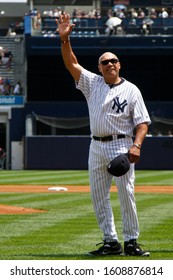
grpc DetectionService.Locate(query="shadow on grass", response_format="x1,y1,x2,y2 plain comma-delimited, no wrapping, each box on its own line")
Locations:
8,253,160,260
11,253,102,260
5,250,173,260
150,249,173,253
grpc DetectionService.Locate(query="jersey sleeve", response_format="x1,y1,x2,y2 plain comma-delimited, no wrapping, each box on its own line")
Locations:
132,88,151,127
76,68,98,99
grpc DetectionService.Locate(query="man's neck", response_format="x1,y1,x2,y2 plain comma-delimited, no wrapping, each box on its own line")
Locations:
107,77,122,86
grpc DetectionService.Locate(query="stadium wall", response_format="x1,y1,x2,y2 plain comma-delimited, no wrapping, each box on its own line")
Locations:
24,135,173,170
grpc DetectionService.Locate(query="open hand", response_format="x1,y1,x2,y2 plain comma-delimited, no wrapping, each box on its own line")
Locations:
55,12,75,40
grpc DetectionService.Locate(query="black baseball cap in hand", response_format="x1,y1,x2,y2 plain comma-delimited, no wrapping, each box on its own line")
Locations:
107,153,130,177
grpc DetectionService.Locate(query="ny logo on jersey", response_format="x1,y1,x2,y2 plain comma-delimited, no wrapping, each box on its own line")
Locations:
112,97,128,113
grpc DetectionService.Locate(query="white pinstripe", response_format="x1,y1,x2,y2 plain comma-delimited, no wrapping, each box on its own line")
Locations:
76,68,151,242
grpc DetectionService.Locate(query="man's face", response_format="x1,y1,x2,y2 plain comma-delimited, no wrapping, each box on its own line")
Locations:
98,53,121,79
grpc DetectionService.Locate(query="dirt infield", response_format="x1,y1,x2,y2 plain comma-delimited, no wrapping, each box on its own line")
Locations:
0,204,47,214
0,185,172,215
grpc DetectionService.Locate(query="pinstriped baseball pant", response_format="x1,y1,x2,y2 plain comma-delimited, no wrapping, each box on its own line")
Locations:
88,137,140,242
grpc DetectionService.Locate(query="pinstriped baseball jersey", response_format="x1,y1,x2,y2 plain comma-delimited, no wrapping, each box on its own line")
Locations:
76,68,151,137
75,67,151,243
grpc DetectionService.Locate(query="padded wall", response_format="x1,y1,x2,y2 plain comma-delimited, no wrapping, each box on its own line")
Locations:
24,136,173,170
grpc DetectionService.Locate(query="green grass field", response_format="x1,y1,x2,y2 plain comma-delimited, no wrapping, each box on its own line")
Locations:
0,170,172,260
0,170,173,185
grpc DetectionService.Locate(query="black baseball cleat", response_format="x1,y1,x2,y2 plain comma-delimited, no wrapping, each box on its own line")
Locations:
87,241,123,256
124,239,150,256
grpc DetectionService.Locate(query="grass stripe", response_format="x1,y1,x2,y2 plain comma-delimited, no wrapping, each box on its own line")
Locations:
0,170,173,185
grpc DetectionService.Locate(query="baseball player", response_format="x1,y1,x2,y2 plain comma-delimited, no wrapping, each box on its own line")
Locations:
56,12,151,256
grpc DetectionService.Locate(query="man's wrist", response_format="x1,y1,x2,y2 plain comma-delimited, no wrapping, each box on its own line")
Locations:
61,38,70,44
133,143,141,149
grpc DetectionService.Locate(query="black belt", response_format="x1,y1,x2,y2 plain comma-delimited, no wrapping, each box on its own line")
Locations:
93,134,125,142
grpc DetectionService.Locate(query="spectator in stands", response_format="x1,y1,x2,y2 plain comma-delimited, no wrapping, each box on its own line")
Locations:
105,13,122,35
32,9,42,31
3,76,11,95
129,18,137,27
3,47,13,70
6,27,16,37
130,8,138,18
159,8,169,18
72,8,81,19
53,8,62,17
47,8,54,17
106,8,113,18
88,9,101,19
141,18,154,35
138,8,145,18
80,11,88,18
95,9,102,19
115,8,126,19
0,77,4,94
0,46,3,64
13,81,22,95
149,8,157,19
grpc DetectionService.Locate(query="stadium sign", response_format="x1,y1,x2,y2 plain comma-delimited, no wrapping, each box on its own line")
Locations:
0,96,24,106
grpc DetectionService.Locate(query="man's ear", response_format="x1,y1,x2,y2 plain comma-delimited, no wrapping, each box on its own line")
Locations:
98,64,102,73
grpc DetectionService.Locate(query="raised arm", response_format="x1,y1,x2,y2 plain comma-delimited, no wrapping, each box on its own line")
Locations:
55,12,83,82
